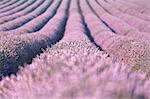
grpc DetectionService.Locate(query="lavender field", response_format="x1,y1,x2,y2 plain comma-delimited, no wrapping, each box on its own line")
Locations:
0,0,149,99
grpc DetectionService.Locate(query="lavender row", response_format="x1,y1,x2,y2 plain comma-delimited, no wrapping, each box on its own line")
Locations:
0,41,149,99
122,0,150,14
0,0,17,8
0,0,18,10
0,0,52,31
108,0,150,14
106,0,150,22
61,0,89,42
0,0,61,37
94,31,150,75
0,0,69,77
88,0,137,35
88,0,150,41
0,0,28,14
80,0,111,37
96,0,150,33
80,0,150,75
0,0,44,24
0,0,36,18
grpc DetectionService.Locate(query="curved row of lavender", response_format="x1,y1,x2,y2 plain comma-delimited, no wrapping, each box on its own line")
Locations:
0,0,70,76
0,0,53,31
96,0,150,33
0,0,36,17
88,0,150,40
0,0,18,9
0,1,148,76
0,0,62,37
116,0,150,14
79,0,150,76
61,0,89,42
105,0,150,21
0,0,149,98
0,0,45,24
0,41,149,99
0,0,28,14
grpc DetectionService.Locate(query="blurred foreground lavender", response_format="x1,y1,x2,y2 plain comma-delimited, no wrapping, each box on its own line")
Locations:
0,41,149,99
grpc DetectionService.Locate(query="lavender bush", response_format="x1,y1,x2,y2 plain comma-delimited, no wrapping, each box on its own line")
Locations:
95,31,150,76
0,0,149,98
0,40,149,99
